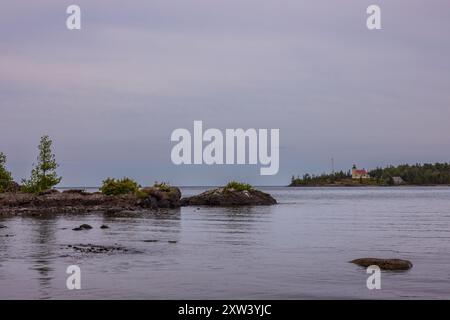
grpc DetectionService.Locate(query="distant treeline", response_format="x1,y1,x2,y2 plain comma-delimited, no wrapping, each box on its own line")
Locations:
290,163,450,186
370,163,450,185
290,170,353,186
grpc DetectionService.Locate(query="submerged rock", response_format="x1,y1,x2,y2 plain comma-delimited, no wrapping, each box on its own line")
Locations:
100,225,109,229
181,187,277,206
350,258,413,270
73,224,93,231
67,244,132,254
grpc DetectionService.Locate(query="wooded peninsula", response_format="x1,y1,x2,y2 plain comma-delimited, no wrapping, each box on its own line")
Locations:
290,163,450,187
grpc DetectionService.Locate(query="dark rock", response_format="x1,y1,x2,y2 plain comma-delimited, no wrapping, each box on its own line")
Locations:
139,186,181,208
181,187,277,206
104,208,122,214
68,244,130,254
350,258,413,270
100,225,109,229
141,187,165,200
0,224,7,229
157,198,171,208
38,189,60,196
138,195,158,209
168,240,177,244
73,224,92,231
62,189,87,195
142,239,159,243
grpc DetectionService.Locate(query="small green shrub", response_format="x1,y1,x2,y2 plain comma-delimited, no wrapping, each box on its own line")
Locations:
153,182,171,192
100,177,140,195
225,181,253,191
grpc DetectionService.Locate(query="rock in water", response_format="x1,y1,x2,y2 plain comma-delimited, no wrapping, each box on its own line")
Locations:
67,244,130,254
350,258,413,270
73,224,93,231
139,186,181,208
181,187,277,206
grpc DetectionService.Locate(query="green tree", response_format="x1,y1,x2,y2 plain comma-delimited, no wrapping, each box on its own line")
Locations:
0,152,14,192
22,135,62,193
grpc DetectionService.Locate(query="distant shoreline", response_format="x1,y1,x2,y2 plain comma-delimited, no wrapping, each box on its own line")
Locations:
287,184,450,188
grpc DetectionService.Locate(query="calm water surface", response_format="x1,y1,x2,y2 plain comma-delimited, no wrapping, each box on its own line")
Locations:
1,187,450,299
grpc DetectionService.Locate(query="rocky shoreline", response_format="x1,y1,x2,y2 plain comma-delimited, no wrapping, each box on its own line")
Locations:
0,186,182,215
181,187,277,206
0,186,277,215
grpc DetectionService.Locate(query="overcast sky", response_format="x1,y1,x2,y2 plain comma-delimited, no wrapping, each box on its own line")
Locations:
1,0,449,186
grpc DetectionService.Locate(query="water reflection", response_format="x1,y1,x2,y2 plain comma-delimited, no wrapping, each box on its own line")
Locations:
189,206,274,247
28,216,58,299
0,218,12,275
101,208,182,244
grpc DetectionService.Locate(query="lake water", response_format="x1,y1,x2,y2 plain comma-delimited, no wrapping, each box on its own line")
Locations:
1,187,450,299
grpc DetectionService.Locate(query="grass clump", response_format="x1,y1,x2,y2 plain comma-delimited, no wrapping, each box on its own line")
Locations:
225,181,253,192
100,177,140,195
153,182,172,192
